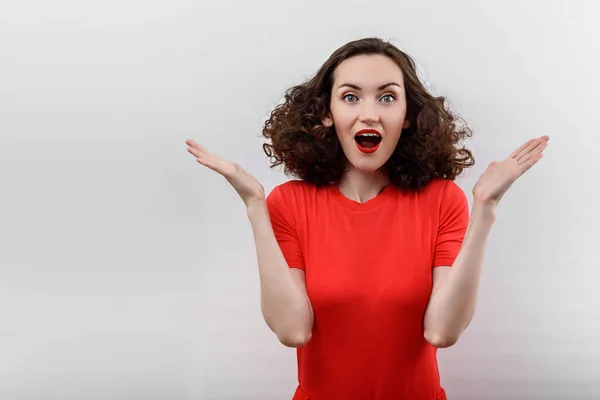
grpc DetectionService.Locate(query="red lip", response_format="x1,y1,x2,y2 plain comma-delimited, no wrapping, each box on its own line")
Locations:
354,129,382,154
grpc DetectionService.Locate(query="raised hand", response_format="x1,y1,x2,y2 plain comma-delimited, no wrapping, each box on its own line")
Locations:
472,135,549,207
185,139,265,207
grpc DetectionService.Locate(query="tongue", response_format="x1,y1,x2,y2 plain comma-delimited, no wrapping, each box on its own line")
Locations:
356,136,380,148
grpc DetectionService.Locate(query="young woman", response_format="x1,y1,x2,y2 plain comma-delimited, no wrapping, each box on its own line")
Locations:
186,37,549,400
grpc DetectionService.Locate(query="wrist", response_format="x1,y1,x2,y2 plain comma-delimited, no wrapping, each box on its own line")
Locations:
471,200,497,222
246,199,268,218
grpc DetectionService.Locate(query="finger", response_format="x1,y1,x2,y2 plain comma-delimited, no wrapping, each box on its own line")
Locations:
187,147,214,166
518,140,548,163
187,146,206,159
186,142,218,164
185,139,199,152
186,140,230,166
512,139,540,160
185,139,210,156
188,148,238,178
510,136,549,160
185,139,241,177
510,139,532,158
185,138,202,149
513,137,546,161
185,144,218,169
518,151,543,171
196,156,220,172
185,140,219,161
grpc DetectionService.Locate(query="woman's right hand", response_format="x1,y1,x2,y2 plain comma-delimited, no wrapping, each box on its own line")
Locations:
185,139,265,207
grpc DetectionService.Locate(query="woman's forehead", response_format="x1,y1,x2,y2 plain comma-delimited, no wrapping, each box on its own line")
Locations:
333,55,404,88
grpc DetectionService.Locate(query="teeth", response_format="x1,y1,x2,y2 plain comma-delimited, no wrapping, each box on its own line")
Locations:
356,133,380,137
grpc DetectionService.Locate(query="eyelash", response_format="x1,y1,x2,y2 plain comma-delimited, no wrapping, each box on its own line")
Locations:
343,94,396,103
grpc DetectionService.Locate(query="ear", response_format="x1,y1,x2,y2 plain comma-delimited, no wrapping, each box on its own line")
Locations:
403,119,411,129
322,114,334,128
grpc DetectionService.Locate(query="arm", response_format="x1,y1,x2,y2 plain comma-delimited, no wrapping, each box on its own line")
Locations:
247,201,314,348
423,201,496,348
184,140,314,348
423,135,548,348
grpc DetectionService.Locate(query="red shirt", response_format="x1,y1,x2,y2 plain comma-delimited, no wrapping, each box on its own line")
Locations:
266,178,469,400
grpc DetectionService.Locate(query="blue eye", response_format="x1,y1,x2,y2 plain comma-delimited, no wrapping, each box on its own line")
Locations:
343,94,358,102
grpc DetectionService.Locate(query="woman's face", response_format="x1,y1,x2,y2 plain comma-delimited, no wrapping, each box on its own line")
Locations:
323,54,410,173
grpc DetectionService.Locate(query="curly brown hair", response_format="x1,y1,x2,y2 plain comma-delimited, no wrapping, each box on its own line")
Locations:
261,37,475,193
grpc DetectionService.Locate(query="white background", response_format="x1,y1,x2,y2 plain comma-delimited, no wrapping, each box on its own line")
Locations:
1,0,598,399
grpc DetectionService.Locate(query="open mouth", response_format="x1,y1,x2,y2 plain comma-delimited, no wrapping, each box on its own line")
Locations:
354,133,382,148
354,130,382,153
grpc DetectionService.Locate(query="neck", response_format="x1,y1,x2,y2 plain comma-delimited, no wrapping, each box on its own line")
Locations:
336,165,389,204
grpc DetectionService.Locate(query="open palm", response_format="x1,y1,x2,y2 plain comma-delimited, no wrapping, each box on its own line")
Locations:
186,139,265,207
472,135,549,206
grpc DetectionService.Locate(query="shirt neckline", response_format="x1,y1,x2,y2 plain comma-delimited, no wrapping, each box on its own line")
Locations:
327,183,396,211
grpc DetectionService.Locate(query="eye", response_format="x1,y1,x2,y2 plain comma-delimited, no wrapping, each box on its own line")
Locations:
380,94,395,103
343,94,358,103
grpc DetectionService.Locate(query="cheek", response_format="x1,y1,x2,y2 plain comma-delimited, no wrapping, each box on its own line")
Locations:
331,107,353,125
384,111,408,129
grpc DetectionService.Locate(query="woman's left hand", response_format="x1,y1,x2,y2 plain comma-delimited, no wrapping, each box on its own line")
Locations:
472,135,550,207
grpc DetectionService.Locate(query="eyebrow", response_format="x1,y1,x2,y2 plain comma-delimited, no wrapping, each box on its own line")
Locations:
337,82,403,91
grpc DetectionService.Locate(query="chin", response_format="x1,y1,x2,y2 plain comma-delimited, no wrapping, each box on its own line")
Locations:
343,143,390,172
348,160,384,173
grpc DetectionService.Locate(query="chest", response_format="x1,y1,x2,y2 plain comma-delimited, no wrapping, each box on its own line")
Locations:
299,205,437,312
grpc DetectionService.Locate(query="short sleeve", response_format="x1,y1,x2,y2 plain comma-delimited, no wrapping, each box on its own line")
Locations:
432,180,470,268
265,184,305,270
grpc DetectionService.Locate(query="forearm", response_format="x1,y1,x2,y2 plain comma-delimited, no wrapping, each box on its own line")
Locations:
424,201,496,347
246,201,313,346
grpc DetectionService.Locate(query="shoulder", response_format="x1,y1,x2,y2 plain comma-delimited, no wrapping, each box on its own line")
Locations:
268,179,327,199
410,178,468,219
424,179,470,227
270,179,311,193
266,179,322,213
422,178,467,201
266,180,324,230
267,179,315,201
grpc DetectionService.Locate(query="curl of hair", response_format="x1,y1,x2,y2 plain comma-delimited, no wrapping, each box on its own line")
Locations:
262,37,475,193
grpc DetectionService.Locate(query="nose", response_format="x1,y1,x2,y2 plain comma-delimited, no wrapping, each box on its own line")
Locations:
358,101,380,125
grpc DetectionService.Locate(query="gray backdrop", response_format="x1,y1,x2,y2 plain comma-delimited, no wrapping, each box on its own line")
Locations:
1,0,598,399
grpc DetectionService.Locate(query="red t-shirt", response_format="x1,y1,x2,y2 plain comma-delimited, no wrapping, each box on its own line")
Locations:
266,178,469,400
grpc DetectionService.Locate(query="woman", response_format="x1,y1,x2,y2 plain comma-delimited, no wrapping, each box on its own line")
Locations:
186,37,548,400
